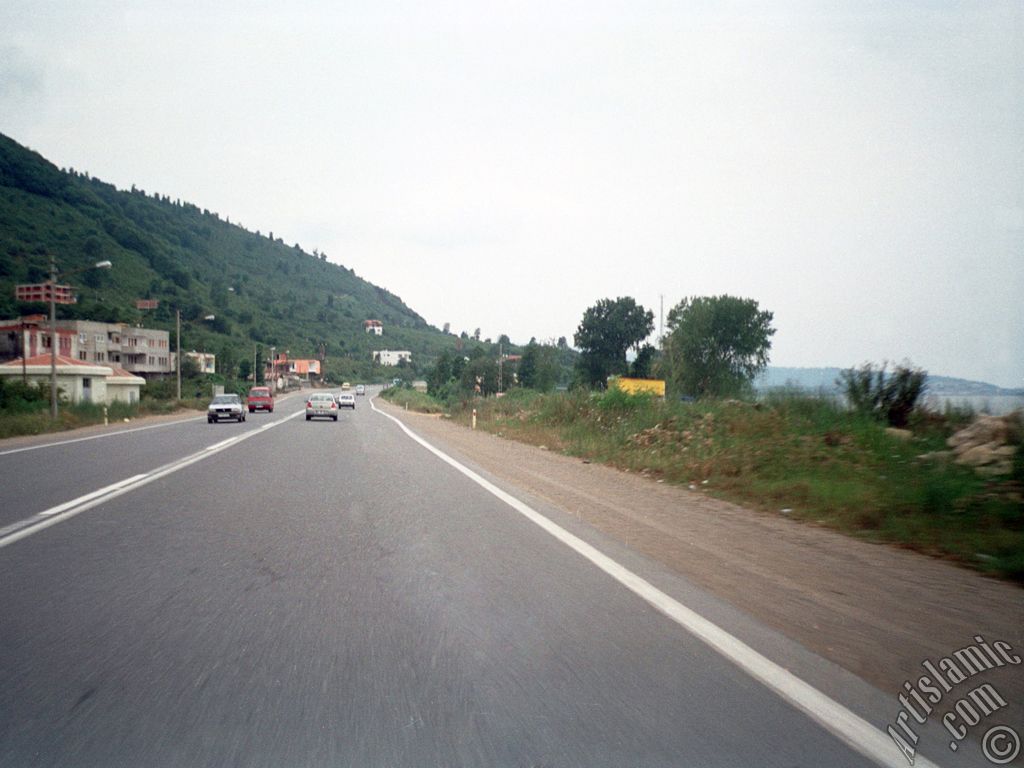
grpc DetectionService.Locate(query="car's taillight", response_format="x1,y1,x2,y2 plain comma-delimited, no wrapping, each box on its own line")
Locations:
331,402,337,409
306,401,312,408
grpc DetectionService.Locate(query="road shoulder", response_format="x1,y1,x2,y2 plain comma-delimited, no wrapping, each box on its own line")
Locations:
376,400,1024,709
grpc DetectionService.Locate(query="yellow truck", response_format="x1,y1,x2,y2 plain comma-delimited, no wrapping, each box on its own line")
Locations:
610,377,666,397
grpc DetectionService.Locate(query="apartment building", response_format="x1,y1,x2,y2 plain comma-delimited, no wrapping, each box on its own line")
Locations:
0,316,172,376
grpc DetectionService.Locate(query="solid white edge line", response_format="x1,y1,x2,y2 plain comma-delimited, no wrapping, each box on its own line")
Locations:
0,409,304,549
369,397,943,768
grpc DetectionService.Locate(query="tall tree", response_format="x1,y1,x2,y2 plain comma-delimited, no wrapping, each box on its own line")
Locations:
573,297,654,387
663,295,775,397
518,340,559,392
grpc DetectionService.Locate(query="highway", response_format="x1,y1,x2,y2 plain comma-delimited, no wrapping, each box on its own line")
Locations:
0,390,959,767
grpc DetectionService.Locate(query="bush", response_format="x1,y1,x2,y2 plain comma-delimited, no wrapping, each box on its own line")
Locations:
838,362,926,428
0,378,50,414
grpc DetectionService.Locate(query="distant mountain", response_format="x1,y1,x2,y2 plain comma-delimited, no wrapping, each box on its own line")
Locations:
0,133,455,380
756,367,1024,397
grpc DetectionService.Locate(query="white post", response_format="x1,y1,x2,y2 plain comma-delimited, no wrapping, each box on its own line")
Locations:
472,408,477,430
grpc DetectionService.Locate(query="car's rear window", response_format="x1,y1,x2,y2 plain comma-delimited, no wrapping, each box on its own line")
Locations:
249,389,270,397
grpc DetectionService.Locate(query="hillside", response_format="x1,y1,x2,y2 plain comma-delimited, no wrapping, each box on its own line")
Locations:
0,133,454,381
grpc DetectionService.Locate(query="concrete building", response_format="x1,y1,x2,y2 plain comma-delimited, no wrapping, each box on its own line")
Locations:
174,350,216,375
364,319,383,336
0,354,146,405
0,316,171,376
266,353,320,383
372,349,412,366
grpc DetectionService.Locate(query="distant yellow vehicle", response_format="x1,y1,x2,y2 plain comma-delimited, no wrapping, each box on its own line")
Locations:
610,377,666,397
341,382,351,391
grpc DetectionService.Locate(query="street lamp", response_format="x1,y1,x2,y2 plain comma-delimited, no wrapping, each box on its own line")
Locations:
49,256,112,418
175,311,215,400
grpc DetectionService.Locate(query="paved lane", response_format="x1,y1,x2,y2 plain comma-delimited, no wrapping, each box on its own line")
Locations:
0,395,306,528
0,394,911,766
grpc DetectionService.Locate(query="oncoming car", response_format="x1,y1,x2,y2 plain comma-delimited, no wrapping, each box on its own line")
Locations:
337,393,356,409
306,392,339,421
208,393,246,423
355,384,366,396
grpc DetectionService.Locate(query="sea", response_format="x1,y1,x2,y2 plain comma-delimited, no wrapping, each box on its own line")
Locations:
922,395,1024,417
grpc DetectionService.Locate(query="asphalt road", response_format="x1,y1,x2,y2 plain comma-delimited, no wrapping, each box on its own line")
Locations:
0,390,959,767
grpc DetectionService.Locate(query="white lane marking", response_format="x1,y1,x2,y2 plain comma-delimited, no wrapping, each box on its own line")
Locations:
0,409,304,549
37,474,147,517
0,415,206,456
370,398,942,768
205,437,239,452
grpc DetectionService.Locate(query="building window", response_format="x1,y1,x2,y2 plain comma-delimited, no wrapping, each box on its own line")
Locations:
79,332,87,344
79,351,87,360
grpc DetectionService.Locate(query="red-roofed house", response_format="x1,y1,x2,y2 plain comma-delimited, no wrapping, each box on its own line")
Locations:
0,354,146,405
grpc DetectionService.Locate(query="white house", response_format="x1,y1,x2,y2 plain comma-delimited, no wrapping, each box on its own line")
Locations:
0,354,146,405
372,349,412,366
172,350,216,374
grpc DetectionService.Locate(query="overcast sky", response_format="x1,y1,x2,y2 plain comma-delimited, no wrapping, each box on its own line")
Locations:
2,1,1021,386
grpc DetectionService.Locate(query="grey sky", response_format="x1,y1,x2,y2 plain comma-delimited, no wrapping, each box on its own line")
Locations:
2,1,1021,386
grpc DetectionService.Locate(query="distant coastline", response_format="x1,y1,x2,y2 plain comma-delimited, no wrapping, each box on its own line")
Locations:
756,367,1024,415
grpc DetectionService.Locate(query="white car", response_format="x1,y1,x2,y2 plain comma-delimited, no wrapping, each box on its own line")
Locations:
306,392,339,421
355,384,366,396
337,393,356,409
208,393,246,423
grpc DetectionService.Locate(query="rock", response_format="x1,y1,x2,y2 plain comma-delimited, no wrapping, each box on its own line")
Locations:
916,451,952,463
885,427,913,440
956,442,1006,467
945,412,1022,476
976,461,1013,478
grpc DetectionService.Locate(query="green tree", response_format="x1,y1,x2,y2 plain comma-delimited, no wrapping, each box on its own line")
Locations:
518,340,559,392
630,343,657,378
460,355,499,395
663,295,775,398
427,349,454,394
573,297,654,387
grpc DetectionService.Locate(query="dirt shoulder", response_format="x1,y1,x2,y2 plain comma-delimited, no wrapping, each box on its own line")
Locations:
380,400,1024,704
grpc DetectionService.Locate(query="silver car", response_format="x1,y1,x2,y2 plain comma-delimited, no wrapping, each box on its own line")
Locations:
208,393,246,423
306,392,339,421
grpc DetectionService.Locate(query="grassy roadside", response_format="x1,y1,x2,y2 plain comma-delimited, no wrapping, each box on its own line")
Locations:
382,386,1024,581
0,398,207,439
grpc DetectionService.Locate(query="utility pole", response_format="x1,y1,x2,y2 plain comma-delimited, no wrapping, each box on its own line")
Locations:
46,256,112,418
49,255,57,419
176,308,181,400
498,342,503,395
659,294,664,347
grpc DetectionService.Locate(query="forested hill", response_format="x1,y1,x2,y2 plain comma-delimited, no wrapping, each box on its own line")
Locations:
0,132,452,380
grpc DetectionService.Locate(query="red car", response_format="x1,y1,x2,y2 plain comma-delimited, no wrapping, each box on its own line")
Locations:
247,386,274,412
